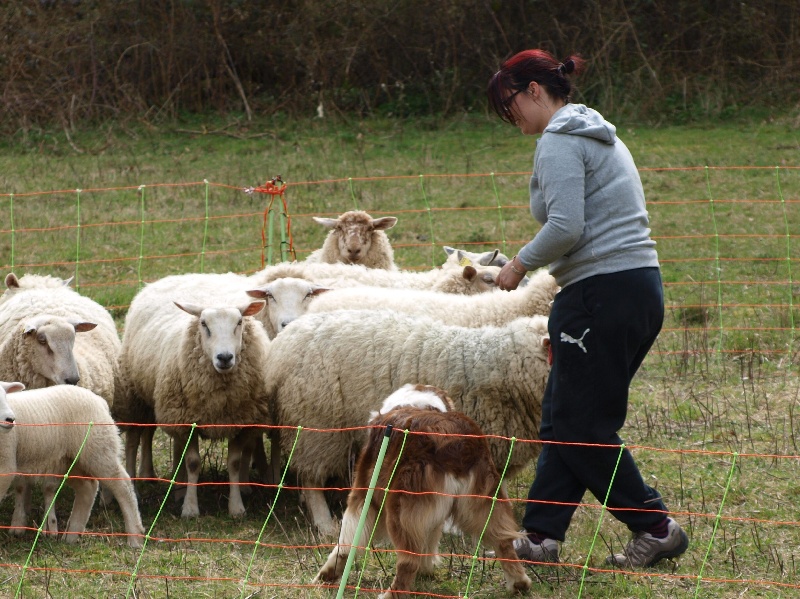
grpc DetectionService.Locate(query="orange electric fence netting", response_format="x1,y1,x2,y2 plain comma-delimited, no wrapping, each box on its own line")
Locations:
0,166,798,597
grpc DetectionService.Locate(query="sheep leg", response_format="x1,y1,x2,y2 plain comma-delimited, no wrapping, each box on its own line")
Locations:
171,434,188,502
226,430,252,518
10,477,35,536
62,477,99,544
139,426,157,479
302,486,338,537
40,478,61,536
124,428,141,480
100,465,145,548
179,432,201,518
267,430,282,486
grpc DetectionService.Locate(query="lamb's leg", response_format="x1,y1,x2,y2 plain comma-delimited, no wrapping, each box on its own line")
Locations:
139,426,157,479
40,478,60,536
62,477,99,544
267,430,282,486
10,477,35,536
302,487,338,537
171,433,189,502
101,465,145,548
179,432,201,518
124,428,141,480
226,430,250,518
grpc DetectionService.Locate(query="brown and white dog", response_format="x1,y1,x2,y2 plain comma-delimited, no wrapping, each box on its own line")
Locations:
313,383,531,598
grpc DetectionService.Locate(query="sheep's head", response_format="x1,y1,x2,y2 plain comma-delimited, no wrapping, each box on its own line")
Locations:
442,247,511,268
313,210,397,264
20,315,95,386
246,277,330,338
0,381,22,431
175,301,265,373
432,265,500,295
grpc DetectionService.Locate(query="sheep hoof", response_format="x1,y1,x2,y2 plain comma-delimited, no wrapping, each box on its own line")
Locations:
180,505,200,519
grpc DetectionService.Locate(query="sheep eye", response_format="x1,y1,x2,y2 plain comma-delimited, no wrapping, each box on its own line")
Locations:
36,334,48,346
200,321,211,335
237,319,243,327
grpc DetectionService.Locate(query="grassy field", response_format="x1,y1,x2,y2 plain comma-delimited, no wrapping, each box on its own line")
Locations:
0,111,799,598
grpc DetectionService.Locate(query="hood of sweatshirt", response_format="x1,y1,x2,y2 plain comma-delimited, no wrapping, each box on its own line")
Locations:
543,103,617,144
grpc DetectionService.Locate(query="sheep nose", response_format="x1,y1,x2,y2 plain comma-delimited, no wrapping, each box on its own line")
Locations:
5,417,14,425
216,352,234,368
65,377,80,386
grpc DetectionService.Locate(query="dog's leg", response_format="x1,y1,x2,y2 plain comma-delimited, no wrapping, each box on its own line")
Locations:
314,489,375,583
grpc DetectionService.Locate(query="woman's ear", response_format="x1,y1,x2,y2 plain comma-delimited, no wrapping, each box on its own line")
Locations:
527,81,538,98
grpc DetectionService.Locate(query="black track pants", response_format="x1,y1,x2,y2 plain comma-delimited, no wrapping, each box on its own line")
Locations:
521,267,667,541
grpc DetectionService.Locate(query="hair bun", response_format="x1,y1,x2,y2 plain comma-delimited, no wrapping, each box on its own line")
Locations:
562,59,575,75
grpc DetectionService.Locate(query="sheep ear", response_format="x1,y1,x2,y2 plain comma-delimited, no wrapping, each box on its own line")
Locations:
174,302,204,317
245,288,269,299
371,216,397,230
312,216,339,229
443,246,456,257
462,265,478,281
1,381,25,394
240,300,266,317
63,276,75,287
23,322,37,335
310,286,332,296
457,251,473,267
478,250,500,266
5,273,20,289
73,321,98,333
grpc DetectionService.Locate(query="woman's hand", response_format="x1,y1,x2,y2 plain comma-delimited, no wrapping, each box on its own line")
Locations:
496,255,528,291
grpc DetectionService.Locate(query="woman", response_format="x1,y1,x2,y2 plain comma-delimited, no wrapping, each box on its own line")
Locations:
488,49,688,568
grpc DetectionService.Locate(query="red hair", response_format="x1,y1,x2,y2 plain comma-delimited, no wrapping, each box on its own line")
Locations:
488,49,585,124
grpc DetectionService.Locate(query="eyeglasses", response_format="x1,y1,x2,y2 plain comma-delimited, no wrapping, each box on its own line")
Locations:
503,89,525,110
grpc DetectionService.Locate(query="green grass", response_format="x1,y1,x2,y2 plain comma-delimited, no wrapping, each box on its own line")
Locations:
0,112,799,598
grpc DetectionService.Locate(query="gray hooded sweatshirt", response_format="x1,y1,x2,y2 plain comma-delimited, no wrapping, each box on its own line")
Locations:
517,103,659,288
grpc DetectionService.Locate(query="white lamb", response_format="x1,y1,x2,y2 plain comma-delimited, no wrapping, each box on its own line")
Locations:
263,309,551,535
305,267,558,324
0,382,145,547
0,273,121,405
443,246,511,267
305,210,399,270
250,261,501,294
115,275,271,518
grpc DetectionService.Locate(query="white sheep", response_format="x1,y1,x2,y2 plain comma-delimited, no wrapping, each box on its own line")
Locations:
115,275,271,518
305,267,558,324
263,309,551,535
250,261,501,294
0,382,145,548
443,246,511,267
305,210,399,270
0,273,121,405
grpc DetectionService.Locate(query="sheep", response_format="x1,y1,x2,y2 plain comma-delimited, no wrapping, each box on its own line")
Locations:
115,275,271,518
443,246,511,267
0,382,145,548
249,261,501,294
263,309,551,535
314,384,531,597
0,273,121,405
305,267,558,324
305,210,399,270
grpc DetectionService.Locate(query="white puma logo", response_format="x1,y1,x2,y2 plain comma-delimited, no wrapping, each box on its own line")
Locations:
560,328,590,353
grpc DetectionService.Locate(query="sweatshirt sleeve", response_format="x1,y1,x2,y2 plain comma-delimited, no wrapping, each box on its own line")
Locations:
517,134,586,271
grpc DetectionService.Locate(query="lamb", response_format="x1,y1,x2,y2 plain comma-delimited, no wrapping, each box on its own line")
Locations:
443,246,511,267
264,309,551,535
0,382,145,548
314,384,531,598
114,275,271,518
249,260,501,294
305,267,558,324
0,273,122,405
305,210,399,270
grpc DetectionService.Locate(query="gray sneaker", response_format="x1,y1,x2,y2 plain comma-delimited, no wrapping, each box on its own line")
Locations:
513,533,559,563
606,517,689,567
